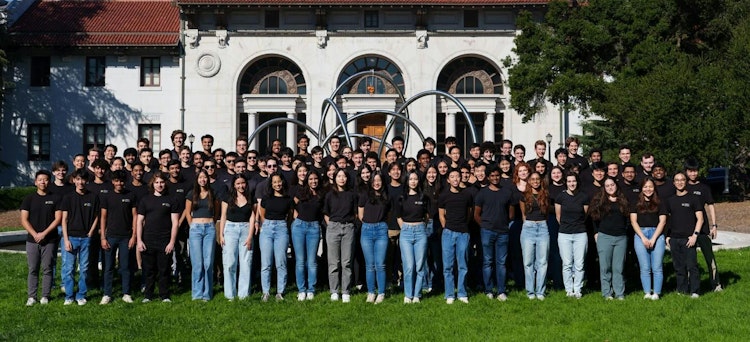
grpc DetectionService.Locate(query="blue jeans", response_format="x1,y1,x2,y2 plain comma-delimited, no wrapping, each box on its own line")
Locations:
189,222,216,300
520,220,550,296
442,228,469,299
103,236,133,296
291,219,320,294
222,221,253,299
480,228,509,295
63,236,90,300
633,227,665,295
558,232,587,294
400,222,428,299
260,219,288,295
422,219,442,290
360,222,389,295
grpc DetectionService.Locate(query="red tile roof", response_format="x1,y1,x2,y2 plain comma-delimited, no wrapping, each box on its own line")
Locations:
9,0,180,47
176,0,547,5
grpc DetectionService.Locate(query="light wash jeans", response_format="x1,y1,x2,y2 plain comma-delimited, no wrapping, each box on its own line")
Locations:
62,236,90,301
521,220,550,297
558,232,587,295
189,222,216,300
360,222,388,295
291,218,320,294
400,222,428,299
222,221,253,299
442,228,469,299
260,219,289,295
480,228,509,295
633,227,665,295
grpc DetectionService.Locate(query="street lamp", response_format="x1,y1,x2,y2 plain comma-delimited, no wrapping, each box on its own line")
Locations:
188,134,195,151
545,133,552,161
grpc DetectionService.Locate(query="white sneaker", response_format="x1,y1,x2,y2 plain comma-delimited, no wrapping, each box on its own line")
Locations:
651,293,660,301
412,297,420,303
77,298,87,306
528,294,536,300
605,296,614,301
446,298,455,304
122,295,133,303
40,297,49,305
342,294,351,303
64,299,74,306
574,292,582,299
306,292,314,301
261,293,270,302
691,293,700,299
162,298,172,303
458,297,469,304
25,298,36,306
497,293,508,302
297,293,306,302
714,284,723,292
100,296,111,305
375,294,385,304
141,298,151,303
275,293,284,301
366,293,376,303
404,297,412,304
330,293,339,301
566,292,575,298
644,293,653,300
486,293,494,299
537,295,545,301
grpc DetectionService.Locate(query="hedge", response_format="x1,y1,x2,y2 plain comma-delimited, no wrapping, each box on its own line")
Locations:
0,187,37,211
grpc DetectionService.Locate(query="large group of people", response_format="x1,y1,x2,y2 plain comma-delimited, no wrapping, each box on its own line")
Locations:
21,130,724,306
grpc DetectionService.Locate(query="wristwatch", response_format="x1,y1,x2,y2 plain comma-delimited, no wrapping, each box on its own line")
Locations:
693,231,700,236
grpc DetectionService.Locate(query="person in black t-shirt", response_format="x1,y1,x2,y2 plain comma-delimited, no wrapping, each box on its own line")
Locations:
358,173,390,304
438,170,473,304
397,171,429,304
519,172,551,300
323,168,358,302
291,170,324,301
588,178,629,300
50,160,73,289
20,170,61,306
685,161,722,292
629,178,667,300
99,170,137,304
219,174,254,300
137,172,180,302
61,169,100,305
258,173,294,302
554,172,589,298
665,172,703,297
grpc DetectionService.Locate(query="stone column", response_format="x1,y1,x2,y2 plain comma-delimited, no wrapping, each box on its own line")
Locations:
484,112,495,142
286,112,297,149
385,114,395,148
346,113,357,149
445,112,456,139
247,112,258,150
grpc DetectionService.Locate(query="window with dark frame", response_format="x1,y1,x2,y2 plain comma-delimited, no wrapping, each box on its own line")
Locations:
138,124,161,151
85,56,106,87
27,124,51,161
30,56,51,87
83,124,106,154
464,10,479,28
364,10,379,28
140,57,161,87
265,9,280,28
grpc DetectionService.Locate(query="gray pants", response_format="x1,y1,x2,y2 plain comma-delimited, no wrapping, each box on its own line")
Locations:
27,241,58,299
596,233,627,298
327,221,355,295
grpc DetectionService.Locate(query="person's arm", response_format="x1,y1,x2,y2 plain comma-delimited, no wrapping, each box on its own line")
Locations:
630,213,651,249
358,207,365,223
293,197,300,219
555,203,562,224
100,208,110,250
219,202,228,247
129,207,137,249
20,209,39,242
183,199,193,225
687,210,703,248
88,217,99,238
473,206,482,226
439,208,447,229
166,212,179,253
519,201,527,222
62,211,72,251
707,203,717,239
136,214,146,252
653,214,667,244
257,205,266,228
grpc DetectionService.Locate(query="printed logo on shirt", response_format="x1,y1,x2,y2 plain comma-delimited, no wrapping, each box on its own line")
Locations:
121,199,131,203
681,203,691,208
100,190,109,194
84,202,93,207
414,201,424,205
176,189,184,193
693,190,702,196
44,200,55,205
162,203,171,207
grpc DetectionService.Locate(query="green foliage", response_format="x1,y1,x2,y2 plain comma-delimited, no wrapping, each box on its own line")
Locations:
508,0,750,183
0,187,36,211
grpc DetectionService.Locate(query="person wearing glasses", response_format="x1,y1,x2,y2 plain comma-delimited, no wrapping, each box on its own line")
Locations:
665,173,703,298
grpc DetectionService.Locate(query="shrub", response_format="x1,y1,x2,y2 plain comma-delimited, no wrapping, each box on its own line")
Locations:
0,187,37,211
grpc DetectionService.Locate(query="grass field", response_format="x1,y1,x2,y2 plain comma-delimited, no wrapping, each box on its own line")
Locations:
1,249,748,341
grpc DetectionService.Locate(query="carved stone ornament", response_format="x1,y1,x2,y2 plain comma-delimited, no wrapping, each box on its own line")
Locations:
316,30,328,49
416,30,428,49
216,30,228,48
196,52,221,78
185,29,199,49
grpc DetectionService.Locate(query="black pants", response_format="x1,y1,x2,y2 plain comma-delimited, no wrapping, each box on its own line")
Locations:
697,234,720,288
142,242,172,300
671,237,699,294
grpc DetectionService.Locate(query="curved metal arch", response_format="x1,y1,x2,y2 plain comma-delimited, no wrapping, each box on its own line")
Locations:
395,90,478,144
246,118,319,146
319,111,426,155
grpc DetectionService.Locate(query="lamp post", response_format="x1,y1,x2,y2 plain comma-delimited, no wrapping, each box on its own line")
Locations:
188,134,195,151
545,133,552,161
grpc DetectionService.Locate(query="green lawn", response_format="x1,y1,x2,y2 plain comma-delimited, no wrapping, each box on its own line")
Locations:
0,226,22,233
1,249,748,341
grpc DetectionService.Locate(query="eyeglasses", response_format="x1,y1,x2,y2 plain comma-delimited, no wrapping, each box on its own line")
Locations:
267,164,278,168
247,156,257,160
225,160,236,164
204,165,216,169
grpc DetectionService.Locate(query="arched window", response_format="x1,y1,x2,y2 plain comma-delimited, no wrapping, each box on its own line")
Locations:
355,76,387,94
455,76,484,94
338,56,405,95
259,75,288,94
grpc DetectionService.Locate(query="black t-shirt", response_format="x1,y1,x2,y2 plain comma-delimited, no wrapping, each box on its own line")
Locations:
254,179,270,202
86,181,113,198
568,154,589,171
359,192,390,223
167,179,192,213
101,190,136,238
261,195,293,220
666,193,702,238
555,191,589,234
138,194,179,243
125,181,148,205
474,186,515,232
656,180,676,199
20,192,61,244
62,191,100,238
630,201,667,228
686,182,713,233
521,193,547,222
548,183,565,204
50,182,74,197
593,202,628,236
397,192,429,223
324,190,358,223
438,188,473,233
294,192,323,222
423,182,440,220
225,200,253,222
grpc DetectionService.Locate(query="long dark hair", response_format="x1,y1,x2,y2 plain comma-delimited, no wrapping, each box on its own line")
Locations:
589,178,629,221
357,164,373,193
191,169,215,213
401,170,425,204
227,173,248,208
636,178,660,213
523,172,549,215
367,173,389,204
331,168,350,196
292,163,309,186
297,170,321,202
265,172,289,197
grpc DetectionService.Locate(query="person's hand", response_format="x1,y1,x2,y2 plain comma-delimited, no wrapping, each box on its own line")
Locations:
687,234,698,248
665,237,670,248
138,241,147,252
640,236,651,249
710,227,718,239
101,239,110,250
165,242,174,254
594,233,598,243
128,237,136,249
